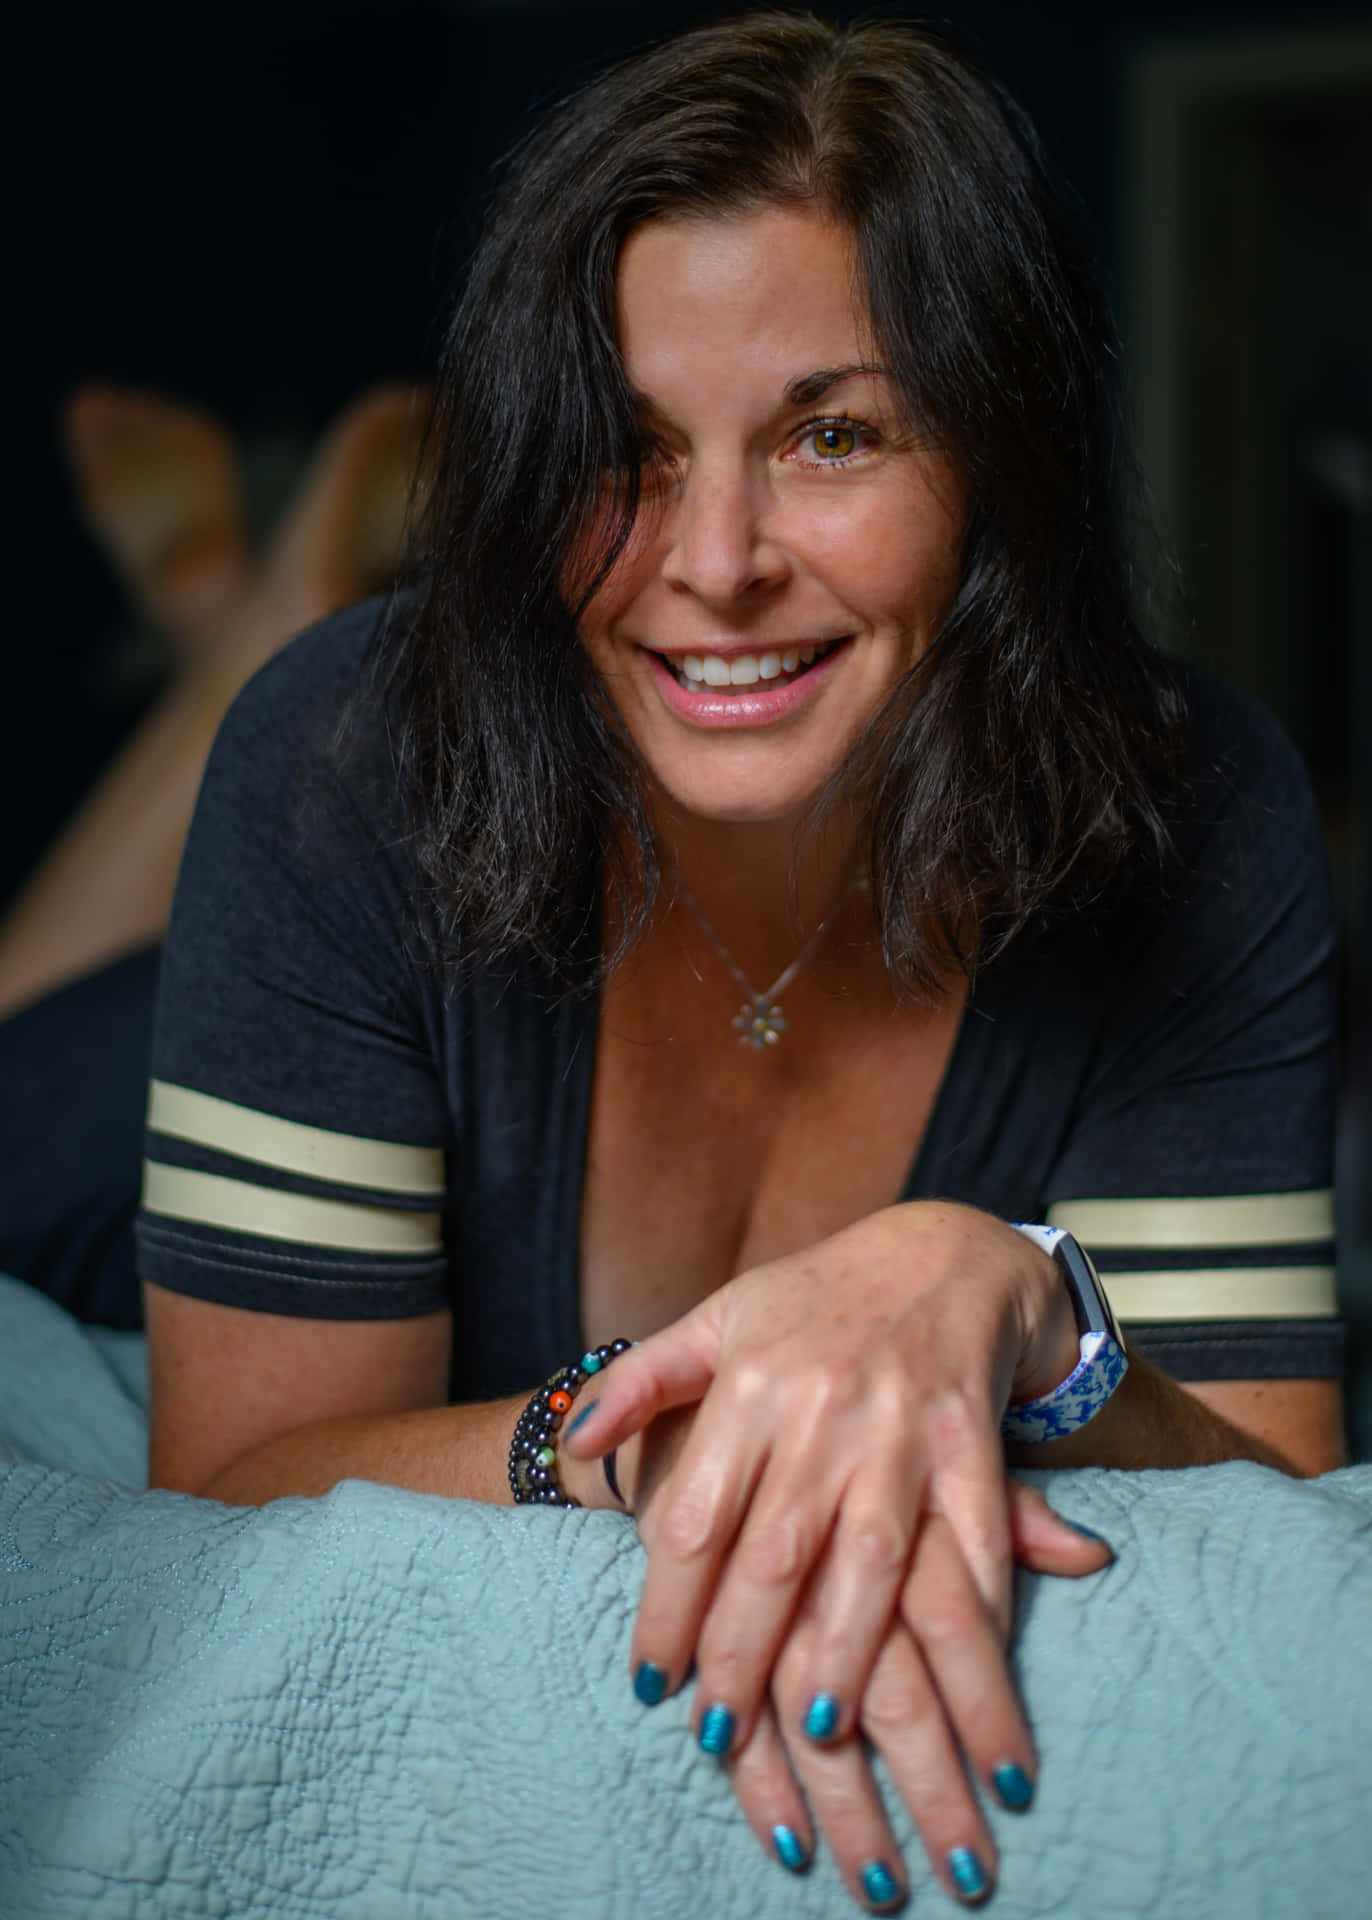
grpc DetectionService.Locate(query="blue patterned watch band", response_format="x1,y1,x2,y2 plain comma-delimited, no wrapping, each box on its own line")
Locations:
1000,1223,1129,1444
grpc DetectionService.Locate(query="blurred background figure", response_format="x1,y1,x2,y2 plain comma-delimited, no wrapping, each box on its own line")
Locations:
0,381,432,1019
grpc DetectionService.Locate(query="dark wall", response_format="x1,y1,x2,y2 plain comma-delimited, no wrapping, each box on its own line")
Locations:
12,0,1369,901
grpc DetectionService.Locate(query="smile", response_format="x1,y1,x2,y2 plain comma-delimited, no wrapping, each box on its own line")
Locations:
656,638,845,693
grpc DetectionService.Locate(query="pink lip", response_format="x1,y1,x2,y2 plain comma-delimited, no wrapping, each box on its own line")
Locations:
644,640,849,728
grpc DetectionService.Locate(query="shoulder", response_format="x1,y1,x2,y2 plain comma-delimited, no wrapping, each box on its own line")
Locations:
190,594,408,869
209,594,395,788
1173,664,1323,856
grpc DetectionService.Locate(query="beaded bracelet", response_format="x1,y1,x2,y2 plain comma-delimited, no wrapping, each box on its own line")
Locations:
508,1339,632,1506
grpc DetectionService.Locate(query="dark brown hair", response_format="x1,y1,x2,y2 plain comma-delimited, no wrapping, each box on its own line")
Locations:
381,9,1184,991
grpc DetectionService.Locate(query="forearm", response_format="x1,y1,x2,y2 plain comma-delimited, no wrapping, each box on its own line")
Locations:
1008,1352,1303,1476
175,1397,622,1510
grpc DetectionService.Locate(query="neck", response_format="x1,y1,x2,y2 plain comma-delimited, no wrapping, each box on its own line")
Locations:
648,795,870,971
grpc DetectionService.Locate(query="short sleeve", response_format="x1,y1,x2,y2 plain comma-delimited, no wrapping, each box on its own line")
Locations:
1041,673,1341,1381
134,602,454,1321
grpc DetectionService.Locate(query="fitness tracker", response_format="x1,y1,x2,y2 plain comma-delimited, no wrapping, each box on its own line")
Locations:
1000,1223,1128,1444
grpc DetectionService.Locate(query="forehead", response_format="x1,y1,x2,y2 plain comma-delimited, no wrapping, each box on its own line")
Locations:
613,206,876,398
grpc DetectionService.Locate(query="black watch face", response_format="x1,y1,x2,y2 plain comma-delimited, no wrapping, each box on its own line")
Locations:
1057,1236,1124,1348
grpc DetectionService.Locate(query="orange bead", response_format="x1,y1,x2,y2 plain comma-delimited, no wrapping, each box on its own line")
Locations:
549,1390,573,1414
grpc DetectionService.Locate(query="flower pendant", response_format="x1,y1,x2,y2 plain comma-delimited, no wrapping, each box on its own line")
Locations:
733,997,787,1049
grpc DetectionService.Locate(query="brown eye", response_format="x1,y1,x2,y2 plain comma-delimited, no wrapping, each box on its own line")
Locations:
808,425,857,460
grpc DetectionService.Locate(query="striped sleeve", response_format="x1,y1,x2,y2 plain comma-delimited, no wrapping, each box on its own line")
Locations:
133,604,455,1323
1047,1190,1342,1380
1038,674,1343,1383
138,1080,448,1317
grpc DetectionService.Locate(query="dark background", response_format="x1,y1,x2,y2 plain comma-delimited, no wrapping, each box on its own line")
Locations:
12,1,1372,1396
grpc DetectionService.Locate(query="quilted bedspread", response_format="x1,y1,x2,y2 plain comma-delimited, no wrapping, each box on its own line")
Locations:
1,1274,1370,1919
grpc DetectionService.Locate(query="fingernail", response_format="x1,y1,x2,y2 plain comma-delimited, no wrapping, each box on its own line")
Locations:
698,1702,735,1755
633,1661,667,1706
772,1824,808,1872
948,1847,991,1903
568,1401,598,1435
1062,1518,1115,1558
992,1760,1034,1811
860,1859,904,1909
803,1691,841,1742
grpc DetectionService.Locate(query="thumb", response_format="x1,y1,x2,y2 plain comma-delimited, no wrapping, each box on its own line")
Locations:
561,1297,724,1458
1007,1480,1115,1576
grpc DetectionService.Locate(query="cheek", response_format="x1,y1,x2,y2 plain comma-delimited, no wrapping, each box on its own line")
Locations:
571,509,666,656
808,501,962,631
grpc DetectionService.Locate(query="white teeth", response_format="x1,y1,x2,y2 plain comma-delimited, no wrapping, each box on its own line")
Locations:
666,641,839,689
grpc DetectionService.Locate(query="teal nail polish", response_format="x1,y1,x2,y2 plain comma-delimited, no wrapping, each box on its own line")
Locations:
993,1760,1033,1811
860,1859,902,1909
633,1661,667,1706
1063,1518,1111,1549
568,1401,598,1435
698,1703,735,1755
948,1847,990,1903
772,1825,807,1872
803,1691,841,1742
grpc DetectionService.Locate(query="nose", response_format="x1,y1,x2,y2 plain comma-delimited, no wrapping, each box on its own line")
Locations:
660,456,789,608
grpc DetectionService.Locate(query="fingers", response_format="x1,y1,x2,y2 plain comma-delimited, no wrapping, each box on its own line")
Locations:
728,1653,915,1913
898,1515,1037,1821
626,1401,772,1705
561,1303,724,1459
723,1700,815,1880
684,1444,922,1755
772,1604,998,1911
924,1405,1015,1638
628,1358,930,1750
1007,1479,1115,1575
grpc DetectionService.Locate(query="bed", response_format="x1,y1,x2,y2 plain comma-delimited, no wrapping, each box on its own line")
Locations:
2,1272,1369,1918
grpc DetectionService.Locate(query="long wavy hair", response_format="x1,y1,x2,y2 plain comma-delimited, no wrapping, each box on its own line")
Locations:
379,9,1184,994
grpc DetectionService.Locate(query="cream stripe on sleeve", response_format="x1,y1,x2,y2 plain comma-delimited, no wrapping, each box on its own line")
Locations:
1047,1190,1334,1250
141,1161,443,1255
147,1080,445,1198
1103,1265,1338,1323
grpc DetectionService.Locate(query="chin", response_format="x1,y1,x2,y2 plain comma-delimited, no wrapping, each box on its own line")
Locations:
647,763,837,833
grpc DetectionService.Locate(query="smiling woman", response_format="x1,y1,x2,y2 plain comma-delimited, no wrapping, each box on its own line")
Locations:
577,209,966,832
1,11,1344,1920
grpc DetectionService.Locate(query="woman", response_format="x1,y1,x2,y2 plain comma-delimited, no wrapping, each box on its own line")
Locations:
5,13,1344,1914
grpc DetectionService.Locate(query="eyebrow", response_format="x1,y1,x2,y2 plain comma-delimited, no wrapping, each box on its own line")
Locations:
785,363,891,406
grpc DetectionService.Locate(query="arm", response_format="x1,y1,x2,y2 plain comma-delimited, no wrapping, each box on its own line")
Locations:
145,1283,620,1509
1012,1357,1345,1478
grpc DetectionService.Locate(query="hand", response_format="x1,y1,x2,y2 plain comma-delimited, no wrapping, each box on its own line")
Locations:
724,1484,1111,1910
566,1202,1080,1734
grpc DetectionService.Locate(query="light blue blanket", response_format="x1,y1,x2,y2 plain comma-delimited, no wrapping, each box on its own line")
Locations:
1,1273,1370,1918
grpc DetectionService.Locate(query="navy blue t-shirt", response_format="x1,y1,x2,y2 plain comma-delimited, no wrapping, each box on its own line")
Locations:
134,600,1342,1401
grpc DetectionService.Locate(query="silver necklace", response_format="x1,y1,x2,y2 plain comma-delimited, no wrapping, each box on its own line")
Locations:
676,877,856,1051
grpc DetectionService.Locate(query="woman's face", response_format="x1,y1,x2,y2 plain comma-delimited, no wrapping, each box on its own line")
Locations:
577,204,965,833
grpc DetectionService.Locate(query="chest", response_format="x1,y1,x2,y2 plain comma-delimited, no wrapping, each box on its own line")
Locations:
578,939,967,1345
